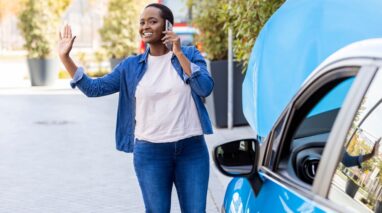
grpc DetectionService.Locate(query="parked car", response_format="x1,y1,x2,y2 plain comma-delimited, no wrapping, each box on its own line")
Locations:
172,25,198,46
215,1,382,212
214,38,382,212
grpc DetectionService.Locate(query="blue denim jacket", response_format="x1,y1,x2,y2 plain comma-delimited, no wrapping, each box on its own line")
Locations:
70,46,214,153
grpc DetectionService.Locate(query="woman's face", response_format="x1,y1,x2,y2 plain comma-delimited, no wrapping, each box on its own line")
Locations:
139,7,165,44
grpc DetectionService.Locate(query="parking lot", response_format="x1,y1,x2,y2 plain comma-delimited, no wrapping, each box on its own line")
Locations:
0,84,254,212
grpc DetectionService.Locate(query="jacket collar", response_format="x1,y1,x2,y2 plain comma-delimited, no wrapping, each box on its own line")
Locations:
138,47,150,64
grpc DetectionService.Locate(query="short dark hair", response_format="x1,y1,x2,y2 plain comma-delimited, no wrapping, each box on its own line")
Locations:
145,3,174,25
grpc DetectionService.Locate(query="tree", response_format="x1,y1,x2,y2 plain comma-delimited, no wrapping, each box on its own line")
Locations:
226,0,284,70
17,0,71,58
190,0,284,69
190,0,228,60
99,0,154,59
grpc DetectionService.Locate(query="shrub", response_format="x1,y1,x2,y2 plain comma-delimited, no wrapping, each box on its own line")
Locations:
190,0,229,60
99,0,153,59
17,0,71,58
227,0,284,69
190,0,284,69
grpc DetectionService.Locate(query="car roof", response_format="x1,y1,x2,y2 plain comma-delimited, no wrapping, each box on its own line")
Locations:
173,26,198,35
305,38,382,83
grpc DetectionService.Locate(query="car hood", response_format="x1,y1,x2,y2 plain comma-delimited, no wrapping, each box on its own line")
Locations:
243,0,382,141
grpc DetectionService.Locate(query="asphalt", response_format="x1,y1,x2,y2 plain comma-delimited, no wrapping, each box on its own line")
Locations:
0,82,256,213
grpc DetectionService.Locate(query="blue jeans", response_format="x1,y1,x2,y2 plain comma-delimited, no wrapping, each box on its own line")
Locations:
133,135,210,213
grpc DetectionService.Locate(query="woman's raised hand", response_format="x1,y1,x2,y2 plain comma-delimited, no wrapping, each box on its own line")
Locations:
58,24,76,58
161,30,181,55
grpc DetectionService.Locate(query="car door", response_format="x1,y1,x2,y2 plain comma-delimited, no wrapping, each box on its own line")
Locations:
223,64,377,212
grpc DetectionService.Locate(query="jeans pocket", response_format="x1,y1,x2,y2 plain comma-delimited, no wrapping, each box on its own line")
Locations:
134,139,156,156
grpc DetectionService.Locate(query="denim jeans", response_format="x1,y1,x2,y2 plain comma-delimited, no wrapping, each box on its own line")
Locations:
133,135,210,213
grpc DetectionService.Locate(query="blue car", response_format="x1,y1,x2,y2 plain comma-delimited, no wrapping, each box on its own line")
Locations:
214,1,382,212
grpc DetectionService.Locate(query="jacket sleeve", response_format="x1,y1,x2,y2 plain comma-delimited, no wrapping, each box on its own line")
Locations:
183,47,214,97
341,151,362,168
70,61,123,97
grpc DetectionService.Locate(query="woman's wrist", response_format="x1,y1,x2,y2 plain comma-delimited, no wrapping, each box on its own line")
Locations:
174,50,184,57
59,53,70,61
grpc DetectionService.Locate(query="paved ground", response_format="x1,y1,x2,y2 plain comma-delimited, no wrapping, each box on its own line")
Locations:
0,84,255,213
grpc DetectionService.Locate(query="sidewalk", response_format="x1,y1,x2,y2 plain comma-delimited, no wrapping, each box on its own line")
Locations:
0,85,255,213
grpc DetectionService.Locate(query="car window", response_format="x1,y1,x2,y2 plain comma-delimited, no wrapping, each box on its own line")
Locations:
276,67,359,187
328,70,382,212
266,116,286,169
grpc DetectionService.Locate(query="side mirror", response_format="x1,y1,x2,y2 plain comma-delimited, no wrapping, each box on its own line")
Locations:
213,138,263,196
213,138,259,177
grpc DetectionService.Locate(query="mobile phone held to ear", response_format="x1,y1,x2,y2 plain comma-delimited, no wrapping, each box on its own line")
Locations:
165,20,173,50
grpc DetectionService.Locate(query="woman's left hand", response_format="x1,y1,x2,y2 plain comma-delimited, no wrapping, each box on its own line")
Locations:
162,31,182,55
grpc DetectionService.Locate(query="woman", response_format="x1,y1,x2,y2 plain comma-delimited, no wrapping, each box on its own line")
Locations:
58,3,213,213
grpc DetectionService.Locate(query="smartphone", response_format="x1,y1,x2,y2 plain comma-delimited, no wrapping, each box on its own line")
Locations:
165,20,173,50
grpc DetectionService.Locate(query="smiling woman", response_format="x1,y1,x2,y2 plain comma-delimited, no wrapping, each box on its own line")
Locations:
57,3,214,213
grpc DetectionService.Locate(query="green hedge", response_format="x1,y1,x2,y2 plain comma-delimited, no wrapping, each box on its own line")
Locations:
190,0,284,70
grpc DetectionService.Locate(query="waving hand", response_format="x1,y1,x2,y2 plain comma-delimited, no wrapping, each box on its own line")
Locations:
58,24,76,57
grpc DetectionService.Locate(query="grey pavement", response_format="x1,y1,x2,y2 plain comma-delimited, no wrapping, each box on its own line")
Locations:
0,85,255,213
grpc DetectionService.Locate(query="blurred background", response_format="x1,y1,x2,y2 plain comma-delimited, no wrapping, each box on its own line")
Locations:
0,0,281,88
0,0,198,87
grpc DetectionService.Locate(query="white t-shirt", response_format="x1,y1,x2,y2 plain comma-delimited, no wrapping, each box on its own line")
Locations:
134,51,203,143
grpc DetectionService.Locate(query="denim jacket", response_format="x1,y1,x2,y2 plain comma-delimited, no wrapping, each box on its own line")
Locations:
70,46,214,153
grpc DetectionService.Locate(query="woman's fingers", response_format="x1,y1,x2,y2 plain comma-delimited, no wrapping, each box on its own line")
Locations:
68,25,72,38
64,24,71,38
162,38,171,45
162,37,179,46
70,36,76,45
61,24,74,39
164,37,179,43
161,34,170,41
162,31,177,40
162,31,180,46
64,24,68,38
59,31,62,40
162,30,174,34
162,34,178,43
